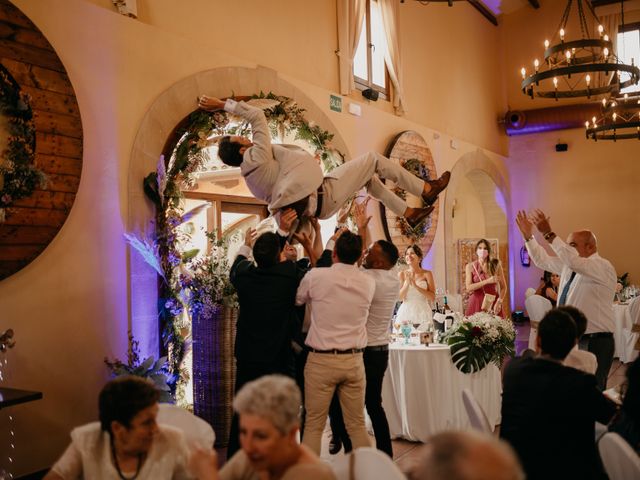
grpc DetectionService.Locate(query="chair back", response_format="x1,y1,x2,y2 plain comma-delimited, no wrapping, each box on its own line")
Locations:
525,295,553,349
331,447,405,480
157,403,215,450
598,432,640,480
462,388,492,433
620,297,640,363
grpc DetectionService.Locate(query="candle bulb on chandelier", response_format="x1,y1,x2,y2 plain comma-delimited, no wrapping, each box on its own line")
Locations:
592,116,597,125
598,25,604,37
553,77,558,88
586,74,591,86
604,47,609,59
521,67,526,79
604,34,609,42
544,39,550,49
534,59,539,72
560,28,565,41
613,112,617,123
585,121,589,129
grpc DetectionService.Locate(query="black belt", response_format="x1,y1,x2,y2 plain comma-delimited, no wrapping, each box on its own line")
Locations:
583,332,613,339
314,185,324,218
365,345,389,352
309,347,363,354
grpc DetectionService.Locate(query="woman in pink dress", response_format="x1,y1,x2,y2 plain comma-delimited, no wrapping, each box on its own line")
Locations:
465,239,506,317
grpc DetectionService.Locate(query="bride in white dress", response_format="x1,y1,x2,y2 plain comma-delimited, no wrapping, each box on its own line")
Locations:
396,244,436,329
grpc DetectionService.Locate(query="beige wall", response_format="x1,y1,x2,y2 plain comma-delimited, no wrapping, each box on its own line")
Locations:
502,2,640,310
0,0,509,474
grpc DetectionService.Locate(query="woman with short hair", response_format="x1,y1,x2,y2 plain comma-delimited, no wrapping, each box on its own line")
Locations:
45,376,192,479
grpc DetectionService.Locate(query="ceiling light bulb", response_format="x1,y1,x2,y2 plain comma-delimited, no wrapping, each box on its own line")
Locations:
604,34,609,42
544,39,550,49
602,98,607,106
560,28,565,40
566,51,571,62
592,116,597,124
534,59,539,70
604,48,609,59
553,77,558,88
521,67,526,79
585,121,589,129
598,25,604,36
586,74,591,85
613,112,617,121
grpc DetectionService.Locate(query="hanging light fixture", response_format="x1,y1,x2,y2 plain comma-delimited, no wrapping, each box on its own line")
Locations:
585,94,640,141
520,0,640,100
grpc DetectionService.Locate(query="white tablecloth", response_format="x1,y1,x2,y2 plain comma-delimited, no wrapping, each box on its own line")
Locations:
613,303,631,360
382,342,502,442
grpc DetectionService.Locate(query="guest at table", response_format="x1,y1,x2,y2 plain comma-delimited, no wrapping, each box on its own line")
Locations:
189,375,335,480
558,305,598,375
396,244,435,329
536,271,560,306
408,431,524,480
608,356,640,454
465,239,506,317
500,309,616,480
44,376,192,480
516,209,616,390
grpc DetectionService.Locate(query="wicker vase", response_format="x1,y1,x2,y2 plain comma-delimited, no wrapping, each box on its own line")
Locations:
192,304,237,448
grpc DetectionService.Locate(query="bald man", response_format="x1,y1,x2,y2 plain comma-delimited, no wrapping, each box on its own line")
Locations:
409,431,524,480
516,210,617,390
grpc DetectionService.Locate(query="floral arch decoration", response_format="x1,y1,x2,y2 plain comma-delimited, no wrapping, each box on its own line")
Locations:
129,92,345,391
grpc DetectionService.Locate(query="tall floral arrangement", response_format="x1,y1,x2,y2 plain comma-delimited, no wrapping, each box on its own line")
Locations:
127,92,344,390
443,312,516,374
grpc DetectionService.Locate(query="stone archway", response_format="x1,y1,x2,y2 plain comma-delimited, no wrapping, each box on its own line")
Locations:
126,66,351,357
444,150,511,315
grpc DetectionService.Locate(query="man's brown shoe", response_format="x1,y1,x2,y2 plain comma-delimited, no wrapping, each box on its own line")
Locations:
405,204,435,228
422,171,451,206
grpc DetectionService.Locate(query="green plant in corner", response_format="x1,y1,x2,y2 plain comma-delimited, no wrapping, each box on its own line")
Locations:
104,331,172,402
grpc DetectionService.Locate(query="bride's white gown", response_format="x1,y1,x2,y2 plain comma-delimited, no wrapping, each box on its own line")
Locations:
395,277,433,329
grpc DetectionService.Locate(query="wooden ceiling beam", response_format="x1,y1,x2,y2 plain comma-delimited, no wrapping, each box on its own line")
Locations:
467,0,498,26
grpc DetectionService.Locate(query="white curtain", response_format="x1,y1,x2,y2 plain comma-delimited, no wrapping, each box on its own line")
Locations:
379,0,405,115
337,0,366,95
601,13,621,57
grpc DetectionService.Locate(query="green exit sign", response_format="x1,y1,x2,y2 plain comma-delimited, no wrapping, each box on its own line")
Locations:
330,94,342,112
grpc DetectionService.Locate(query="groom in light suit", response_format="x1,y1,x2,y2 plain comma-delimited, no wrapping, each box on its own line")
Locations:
198,95,450,230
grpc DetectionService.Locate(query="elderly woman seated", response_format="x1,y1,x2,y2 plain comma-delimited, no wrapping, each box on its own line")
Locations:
44,376,193,479
191,375,335,480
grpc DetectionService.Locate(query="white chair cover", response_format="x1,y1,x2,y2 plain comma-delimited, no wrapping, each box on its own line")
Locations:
620,297,640,363
598,432,640,480
525,295,553,350
462,388,492,433
331,447,405,480
157,403,215,450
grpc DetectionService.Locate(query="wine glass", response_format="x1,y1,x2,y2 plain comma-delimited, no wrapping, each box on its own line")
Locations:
400,323,412,345
412,321,422,338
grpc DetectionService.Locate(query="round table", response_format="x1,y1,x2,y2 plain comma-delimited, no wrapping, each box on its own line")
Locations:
381,341,502,442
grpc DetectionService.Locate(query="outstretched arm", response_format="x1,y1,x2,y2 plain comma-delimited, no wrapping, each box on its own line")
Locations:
516,210,564,274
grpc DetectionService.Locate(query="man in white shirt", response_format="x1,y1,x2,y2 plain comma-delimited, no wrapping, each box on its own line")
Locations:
295,230,375,455
516,209,616,390
558,306,598,375
198,95,450,229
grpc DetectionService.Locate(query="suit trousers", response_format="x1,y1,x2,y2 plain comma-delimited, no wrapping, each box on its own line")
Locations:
329,347,393,457
319,152,424,218
579,335,614,391
302,351,371,455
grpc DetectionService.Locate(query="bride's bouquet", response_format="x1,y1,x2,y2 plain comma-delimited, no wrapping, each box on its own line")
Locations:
442,312,516,374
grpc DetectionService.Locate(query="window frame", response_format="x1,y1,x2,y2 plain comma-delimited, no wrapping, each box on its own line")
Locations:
353,0,390,99
616,22,640,94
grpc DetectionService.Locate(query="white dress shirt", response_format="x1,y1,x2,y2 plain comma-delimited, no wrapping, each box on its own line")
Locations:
564,344,598,374
525,236,616,333
363,268,400,346
296,262,375,350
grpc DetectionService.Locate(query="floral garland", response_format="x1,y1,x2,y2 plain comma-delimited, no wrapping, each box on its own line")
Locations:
129,92,344,390
392,157,431,243
0,64,46,223
443,312,515,374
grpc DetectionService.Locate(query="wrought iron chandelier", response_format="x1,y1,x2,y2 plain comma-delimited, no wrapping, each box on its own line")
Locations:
585,94,640,140
520,0,640,100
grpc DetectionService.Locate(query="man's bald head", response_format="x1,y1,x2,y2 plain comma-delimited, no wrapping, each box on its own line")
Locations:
566,230,597,258
410,431,524,480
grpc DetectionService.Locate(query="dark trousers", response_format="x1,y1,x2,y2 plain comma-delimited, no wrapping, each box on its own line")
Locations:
579,334,614,391
329,347,393,457
227,359,294,457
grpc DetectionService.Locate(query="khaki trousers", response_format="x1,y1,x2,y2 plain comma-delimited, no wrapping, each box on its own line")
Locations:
302,351,371,454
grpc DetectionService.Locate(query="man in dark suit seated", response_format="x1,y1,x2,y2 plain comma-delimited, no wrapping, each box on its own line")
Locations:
226,229,310,457
500,308,617,480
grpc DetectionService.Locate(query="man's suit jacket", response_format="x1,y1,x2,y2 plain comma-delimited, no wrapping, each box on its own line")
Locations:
500,356,616,480
230,254,308,366
225,100,324,213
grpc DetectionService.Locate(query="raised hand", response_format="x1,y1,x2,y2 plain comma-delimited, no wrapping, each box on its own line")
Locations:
515,210,534,240
353,197,372,232
277,208,298,233
336,197,354,225
530,209,552,235
292,231,312,248
330,226,349,243
198,95,225,112
244,227,257,247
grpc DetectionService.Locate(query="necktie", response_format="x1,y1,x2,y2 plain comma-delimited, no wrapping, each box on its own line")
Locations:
558,271,576,306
